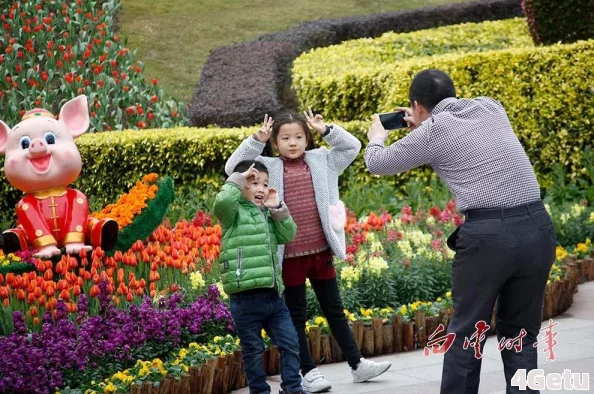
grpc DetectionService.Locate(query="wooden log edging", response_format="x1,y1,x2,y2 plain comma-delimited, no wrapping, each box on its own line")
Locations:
129,257,590,394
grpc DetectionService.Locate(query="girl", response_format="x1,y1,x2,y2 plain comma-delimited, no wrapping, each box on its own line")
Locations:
225,109,391,393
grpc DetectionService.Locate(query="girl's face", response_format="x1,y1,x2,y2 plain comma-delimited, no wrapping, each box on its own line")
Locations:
275,122,308,159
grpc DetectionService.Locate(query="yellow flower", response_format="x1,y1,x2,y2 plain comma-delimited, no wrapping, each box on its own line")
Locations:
586,238,592,246
213,336,223,343
400,305,407,315
589,212,594,223
446,291,452,298
190,272,206,290
104,383,116,394
368,256,388,273
360,308,373,317
556,246,568,261
575,243,588,255
315,316,327,326
436,297,442,302
179,348,188,360
366,232,376,243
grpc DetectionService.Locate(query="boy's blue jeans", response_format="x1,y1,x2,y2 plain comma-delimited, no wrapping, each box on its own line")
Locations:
230,288,303,394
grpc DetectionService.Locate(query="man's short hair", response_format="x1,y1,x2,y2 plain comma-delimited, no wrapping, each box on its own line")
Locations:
233,160,269,175
409,69,456,112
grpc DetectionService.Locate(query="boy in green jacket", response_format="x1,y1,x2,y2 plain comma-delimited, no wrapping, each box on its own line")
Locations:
214,160,308,394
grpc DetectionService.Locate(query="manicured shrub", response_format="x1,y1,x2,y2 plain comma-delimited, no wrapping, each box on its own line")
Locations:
188,0,523,128
521,0,594,45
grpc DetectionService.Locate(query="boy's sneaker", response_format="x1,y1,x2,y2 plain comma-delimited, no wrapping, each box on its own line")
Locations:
279,390,311,394
351,358,392,383
302,368,332,393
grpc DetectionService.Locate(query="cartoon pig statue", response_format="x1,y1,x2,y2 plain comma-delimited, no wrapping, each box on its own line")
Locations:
0,95,118,258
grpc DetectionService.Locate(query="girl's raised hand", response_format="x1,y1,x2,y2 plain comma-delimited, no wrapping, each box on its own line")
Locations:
254,114,274,143
304,107,326,135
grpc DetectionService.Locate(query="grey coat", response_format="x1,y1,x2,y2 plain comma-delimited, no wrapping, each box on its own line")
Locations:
224,124,361,264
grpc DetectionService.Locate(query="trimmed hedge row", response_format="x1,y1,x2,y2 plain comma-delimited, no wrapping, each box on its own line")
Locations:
521,0,594,45
293,18,532,84
292,40,594,182
0,110,573,226
187,0,524,128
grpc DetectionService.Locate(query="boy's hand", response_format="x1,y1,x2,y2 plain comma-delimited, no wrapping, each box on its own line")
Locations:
304,107,326,135
264,188,280,208
254,114,274,143
241,163,259,181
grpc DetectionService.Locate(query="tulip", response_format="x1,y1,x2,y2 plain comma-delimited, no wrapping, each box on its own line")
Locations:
126,292,133,302
59,289,70,302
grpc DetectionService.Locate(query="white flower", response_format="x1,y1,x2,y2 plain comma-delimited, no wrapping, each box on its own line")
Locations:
426,216,436,225
590,212,594,223
570,204,585,218
560,213,570,224
366,232,376,243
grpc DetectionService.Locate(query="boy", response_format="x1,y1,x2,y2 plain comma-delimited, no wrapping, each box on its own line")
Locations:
213,160,308,394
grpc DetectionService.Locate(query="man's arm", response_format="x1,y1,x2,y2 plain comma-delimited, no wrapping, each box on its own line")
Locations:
364,123,433,175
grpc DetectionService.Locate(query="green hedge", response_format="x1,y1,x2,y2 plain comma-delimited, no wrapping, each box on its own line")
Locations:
292,18,533,118
1,107,592,227
292,39,594,185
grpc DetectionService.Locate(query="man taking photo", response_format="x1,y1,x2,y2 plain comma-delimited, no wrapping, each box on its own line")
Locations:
364,68,556,394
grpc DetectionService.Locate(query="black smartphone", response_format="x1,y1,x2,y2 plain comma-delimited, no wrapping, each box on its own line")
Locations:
379,111,408,130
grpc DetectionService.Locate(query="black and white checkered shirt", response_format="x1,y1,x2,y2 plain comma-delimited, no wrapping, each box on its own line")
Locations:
364,97,541,212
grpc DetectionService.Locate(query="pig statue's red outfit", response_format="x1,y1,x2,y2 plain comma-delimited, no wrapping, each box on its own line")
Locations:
5,187,116,252
0,102,118,255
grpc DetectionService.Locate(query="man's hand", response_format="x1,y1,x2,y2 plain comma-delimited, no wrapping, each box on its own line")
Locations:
240,163,259,181
304,107,326,135
264,188,280,208
396,107,419,131
254,114,274,143
367,114,389,142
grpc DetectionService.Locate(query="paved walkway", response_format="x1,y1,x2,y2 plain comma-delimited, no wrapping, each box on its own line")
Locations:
233,282,594,393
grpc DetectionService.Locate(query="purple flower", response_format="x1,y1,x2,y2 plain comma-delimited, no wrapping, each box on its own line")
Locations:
0,282,234,393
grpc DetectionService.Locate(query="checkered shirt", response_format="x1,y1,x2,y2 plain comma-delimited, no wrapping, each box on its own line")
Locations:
364,97,541,212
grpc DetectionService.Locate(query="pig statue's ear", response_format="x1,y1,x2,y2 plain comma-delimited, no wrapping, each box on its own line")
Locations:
59,95,90,138
0,120,11,154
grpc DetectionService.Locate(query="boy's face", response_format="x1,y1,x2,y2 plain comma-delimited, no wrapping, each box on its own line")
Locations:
242,171,270,206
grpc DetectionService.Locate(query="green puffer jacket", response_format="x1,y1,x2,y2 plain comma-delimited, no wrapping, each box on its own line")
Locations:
213,173,297,295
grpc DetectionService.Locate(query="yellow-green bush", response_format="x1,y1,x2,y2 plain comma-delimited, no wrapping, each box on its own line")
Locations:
293,37,594,185
0,123,440,225
294,18,532,78
293,18,533,117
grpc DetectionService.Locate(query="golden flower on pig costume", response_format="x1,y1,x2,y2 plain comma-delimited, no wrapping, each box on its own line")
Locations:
0,95,118,258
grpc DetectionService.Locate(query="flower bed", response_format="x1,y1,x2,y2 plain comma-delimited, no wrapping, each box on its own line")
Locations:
91,174,176,254
51,200,593,394
0,0,185,131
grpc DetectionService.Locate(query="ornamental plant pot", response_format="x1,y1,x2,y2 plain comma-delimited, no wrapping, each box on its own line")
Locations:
267,345,280,375
382,322,394,354
308,326,322,364
362,326,375,357
330,335,344,363
189,365,202,394
352,321,365,350
372,317,384,355
392,314,403,353
234,349,247,390
226,353,238,391
402,321,415,352
320,334,332,364
414,311,427,349
425,316,438,348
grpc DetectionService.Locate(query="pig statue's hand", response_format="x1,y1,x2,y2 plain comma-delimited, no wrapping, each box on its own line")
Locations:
65,243,93,255
36,245,62,259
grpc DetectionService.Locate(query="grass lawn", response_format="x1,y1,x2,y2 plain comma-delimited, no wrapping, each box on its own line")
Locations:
119,0,468,104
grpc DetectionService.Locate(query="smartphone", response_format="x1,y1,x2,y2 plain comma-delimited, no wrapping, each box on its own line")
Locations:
379,111,408,130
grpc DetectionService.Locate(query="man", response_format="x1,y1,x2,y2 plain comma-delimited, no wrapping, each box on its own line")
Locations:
364,69,556,394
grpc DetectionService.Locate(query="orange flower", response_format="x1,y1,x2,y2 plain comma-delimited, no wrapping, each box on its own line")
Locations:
91,173,160,229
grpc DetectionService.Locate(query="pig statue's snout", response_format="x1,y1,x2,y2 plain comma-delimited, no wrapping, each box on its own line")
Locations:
28,138,49,156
